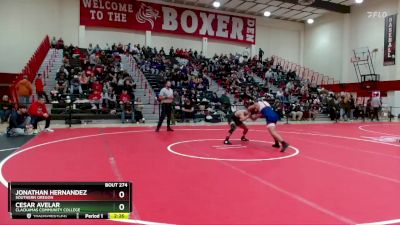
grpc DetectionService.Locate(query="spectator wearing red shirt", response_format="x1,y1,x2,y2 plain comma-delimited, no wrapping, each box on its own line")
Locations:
113,53,121,62
56,38,64,49
119,90,131,104
72,46,82,59
119,90,133,124
35,74,49,103
89,90,102,110
92,80,103,93
28,96,53,134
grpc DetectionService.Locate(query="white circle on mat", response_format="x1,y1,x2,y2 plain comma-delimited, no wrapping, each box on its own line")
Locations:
167,139,300,162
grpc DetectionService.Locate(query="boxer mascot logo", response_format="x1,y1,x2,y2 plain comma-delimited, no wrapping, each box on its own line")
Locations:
136,3,160,29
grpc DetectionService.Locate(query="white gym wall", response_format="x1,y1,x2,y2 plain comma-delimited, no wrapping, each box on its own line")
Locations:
304,0,399,83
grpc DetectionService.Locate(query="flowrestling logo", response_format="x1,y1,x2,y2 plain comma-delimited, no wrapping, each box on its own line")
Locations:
135,3,160,29
367,11,388,19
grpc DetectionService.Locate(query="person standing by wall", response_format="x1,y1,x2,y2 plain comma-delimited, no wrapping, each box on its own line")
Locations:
156,80,174,132
16,75,33,106
371,94,382,121
258,48,264,62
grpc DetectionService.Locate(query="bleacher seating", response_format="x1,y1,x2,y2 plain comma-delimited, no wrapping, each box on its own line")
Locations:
36,41,342,123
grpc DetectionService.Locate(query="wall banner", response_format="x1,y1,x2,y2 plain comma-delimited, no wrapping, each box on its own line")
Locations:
80,0,256,44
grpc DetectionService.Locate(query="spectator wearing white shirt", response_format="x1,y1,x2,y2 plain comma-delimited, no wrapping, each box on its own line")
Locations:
371,95,382,121
276,89,284,102
57,65,69,77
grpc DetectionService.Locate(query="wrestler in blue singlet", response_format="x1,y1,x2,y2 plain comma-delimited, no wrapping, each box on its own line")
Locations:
258,101,278,125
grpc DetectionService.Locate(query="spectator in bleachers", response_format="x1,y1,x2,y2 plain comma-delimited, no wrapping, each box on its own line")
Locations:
56,73,68,94
159,47,165,56
51,37,57,48
94,44,101,53
309,103,320,121
35,74,49,104
16,75,33,106
88,90,102,110
57,65,69,78
89,52,97,65
70,75,83,95
6,105,31,137
119,89,133,123
91,80,103,93
134,97,144,123
72,46,83,59
276,88,285,102
181,98,194,122
259,48,264,62
272,100,284,119
220,92,231,113
63,56,71,69
105,43,111,51
102,87,117,111
29,96,53,134
56,37,64,49
50,87,60,104
131,44,139,55
290,103,303,121
123,77,136,99
79,72,90,92
117,42,124,53
0,95,13,123
102,80,111,93
88,43,94,54
210,92,221,109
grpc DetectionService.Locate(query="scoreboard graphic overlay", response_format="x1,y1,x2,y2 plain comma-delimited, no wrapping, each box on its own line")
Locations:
8,182,132,219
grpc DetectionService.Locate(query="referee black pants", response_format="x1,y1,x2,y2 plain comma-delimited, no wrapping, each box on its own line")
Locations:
157,103,172,128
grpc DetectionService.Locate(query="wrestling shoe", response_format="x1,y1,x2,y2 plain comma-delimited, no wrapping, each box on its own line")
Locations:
241,136,249,141
272,143,280,148
280,142,289,152
167,127,174,132
224,139,232,145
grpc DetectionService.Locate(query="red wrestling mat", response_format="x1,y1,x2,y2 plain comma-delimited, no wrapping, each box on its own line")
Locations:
0,123,399,225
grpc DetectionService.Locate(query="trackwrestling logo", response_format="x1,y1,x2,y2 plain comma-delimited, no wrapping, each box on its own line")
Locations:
135,3,160,29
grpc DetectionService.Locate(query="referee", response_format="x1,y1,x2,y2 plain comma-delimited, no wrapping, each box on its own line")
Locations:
156,80,174,132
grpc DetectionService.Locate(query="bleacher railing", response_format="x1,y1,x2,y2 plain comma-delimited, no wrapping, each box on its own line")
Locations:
127,54,157,107
9,35,52,105
271,56,340,86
